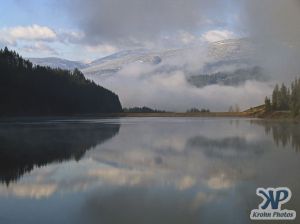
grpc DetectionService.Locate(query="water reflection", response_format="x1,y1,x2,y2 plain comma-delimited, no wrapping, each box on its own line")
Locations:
82,187,206,224
252,120,300,151
79,118,300,224
0,118,299,224
187,136,267,159
0,120,120,184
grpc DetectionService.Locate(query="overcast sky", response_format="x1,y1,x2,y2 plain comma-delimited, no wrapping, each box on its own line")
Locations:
0,0,242,60
1,0,300,61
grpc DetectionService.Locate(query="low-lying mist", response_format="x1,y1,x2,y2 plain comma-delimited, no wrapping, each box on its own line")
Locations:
88,47,273,112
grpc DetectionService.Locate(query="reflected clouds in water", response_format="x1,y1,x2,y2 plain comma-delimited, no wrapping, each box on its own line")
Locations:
0,118,300,224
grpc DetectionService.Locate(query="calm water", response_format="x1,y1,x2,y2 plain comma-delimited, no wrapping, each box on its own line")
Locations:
0,117,299,224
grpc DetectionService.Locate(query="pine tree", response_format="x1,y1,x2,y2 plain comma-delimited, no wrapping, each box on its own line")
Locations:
290,78,300,116
272,84,279,110
265,96,272,112
265,78,300,116
279,83,289,110
0,47,122,115
234,104,240,112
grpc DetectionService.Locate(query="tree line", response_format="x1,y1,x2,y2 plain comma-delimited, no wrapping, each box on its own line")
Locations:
228,104,240,113
186,108,210,113
123,107,167,113
0,47,122,116
265,78,300,116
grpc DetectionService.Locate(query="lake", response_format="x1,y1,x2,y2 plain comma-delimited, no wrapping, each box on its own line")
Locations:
0,117,299,224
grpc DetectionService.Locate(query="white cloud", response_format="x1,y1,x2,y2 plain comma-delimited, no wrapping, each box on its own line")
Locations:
201,30,236,42
0,25,86,50
0,31,16,46
0,25,57,43
57,29,85,43
85,44,118,55
21,42,58,55
178,31,197,45
0,25,89,59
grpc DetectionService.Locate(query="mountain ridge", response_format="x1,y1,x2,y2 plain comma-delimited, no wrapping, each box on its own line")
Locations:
28,39,267,87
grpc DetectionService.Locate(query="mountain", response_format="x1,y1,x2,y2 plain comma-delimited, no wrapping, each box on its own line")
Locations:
0,47,122,116
186,39,268,86
28,57,87,70
82,48,168,76
187,66,266,87
28,39,268,88
84,39,266,86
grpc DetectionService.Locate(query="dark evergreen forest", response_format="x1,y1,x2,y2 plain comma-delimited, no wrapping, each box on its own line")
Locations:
265,79,300,116
0,47,122,116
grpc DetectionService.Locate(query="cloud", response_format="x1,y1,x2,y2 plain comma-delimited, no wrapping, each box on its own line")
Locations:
57,29,85,44
201,30,236,43
63,0,300,84
85,44,118,55
66,0,229,46
0,23,120,60
237,0,300,82
0,25,89,47
178,31,197,45
239,0,300,43
89,61,271,111
0,24,57,43
0,24,59,54
21,42,58,55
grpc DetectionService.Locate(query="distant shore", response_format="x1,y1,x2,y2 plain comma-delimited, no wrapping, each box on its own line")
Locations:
244,105,300,120
0,112,253,121
117,112,252,117
257,111,300,121
1,111,300,121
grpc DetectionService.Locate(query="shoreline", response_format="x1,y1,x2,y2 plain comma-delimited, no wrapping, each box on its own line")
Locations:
0,112,254,121
116,112,252,117
0,111,299,121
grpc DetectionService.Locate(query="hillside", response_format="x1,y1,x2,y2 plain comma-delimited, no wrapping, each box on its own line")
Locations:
0,47,122,116
250,79,300,119
30,39,268,88
187,66,265,87
29,57,87,70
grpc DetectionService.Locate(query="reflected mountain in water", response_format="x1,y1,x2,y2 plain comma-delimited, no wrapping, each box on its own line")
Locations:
252,120,300,152
0,120,120,184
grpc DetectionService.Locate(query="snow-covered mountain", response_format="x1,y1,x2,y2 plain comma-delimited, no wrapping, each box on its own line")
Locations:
28,57,87,70
29,39,267,87
83,39,266,86
82,48,186,76
81,39,253,75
